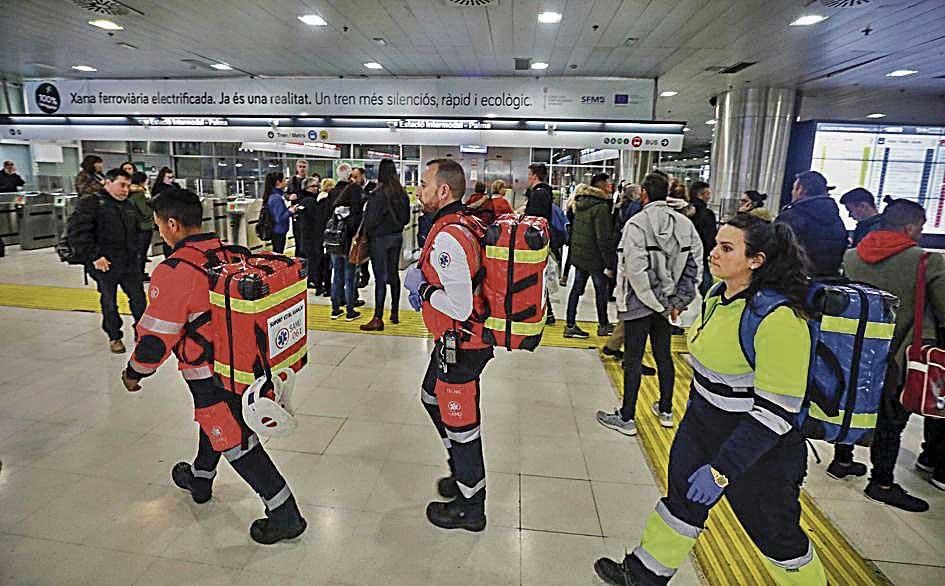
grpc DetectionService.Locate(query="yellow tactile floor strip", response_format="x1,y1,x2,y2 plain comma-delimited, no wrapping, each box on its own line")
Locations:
600,354,890,585
0,281,889,585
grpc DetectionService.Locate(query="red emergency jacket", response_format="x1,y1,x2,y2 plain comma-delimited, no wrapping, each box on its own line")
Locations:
419,202,489,349
126,234,221,382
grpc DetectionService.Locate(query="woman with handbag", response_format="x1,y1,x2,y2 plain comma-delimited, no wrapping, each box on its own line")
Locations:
359,159,411,331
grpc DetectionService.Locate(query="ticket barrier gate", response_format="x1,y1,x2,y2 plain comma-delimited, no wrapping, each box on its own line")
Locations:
200,196,227,236
0,193,22,245
53,194,78,242
226,198,265,251
19,193,57,250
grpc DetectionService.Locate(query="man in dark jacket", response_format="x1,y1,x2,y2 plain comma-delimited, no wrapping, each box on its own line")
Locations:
523,163,559,324
328,172,366,320
68,168,147,353
0,161,25,192
564,173,616,338
688,181,717,294
776,171,848,277
840,187,883,246
298,177,331,292
285,159,309,256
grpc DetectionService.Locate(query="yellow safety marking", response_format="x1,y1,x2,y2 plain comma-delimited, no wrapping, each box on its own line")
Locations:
600,354,890,586
209,279,307,313
214,345,309,384
820,316,895,339
808,403,879,429
484,316,546,336
484,245,549,263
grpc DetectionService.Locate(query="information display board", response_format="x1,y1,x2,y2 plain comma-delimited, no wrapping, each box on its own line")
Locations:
810,123,945,232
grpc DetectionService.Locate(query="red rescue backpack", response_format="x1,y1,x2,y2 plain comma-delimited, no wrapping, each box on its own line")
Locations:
480,214,550,351
181,245,309,395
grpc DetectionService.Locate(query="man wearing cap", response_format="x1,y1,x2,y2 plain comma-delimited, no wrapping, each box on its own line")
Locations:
775,170,849,277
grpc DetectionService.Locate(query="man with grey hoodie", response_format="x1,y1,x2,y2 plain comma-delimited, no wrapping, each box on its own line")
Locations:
597,172,702,436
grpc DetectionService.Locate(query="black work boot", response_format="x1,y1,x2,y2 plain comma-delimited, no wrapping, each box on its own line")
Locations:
426,498,486,532
437,476,459,499
594,554,642,585
250,495,307,545
171,462,213,504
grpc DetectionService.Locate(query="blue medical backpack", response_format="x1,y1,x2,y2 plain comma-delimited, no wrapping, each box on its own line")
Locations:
738,282,899,446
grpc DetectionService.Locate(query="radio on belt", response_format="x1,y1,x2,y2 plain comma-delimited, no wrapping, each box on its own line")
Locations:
206,250,309,395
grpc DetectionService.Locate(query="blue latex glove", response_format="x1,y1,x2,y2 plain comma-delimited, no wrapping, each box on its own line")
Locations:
404,266,426,311
686,464,725,505
408,291,423,311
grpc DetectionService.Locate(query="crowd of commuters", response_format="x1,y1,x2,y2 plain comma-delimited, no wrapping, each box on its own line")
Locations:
6,149,939,576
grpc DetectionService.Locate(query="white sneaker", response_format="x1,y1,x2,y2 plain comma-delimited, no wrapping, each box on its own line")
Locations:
596,410,637,436
651,402,674,428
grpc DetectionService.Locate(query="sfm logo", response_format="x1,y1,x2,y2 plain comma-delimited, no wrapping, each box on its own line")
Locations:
581,96,606,104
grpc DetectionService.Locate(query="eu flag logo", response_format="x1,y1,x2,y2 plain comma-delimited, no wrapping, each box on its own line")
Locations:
614,94,629,105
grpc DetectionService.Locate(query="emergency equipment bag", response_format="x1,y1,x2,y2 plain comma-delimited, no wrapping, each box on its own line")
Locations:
738,282,898,445
480,213,550,351
901,253,945,418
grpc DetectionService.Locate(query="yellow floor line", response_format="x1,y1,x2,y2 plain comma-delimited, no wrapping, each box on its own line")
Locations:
0,281,888,585
600,354,890,586
0,282,637,350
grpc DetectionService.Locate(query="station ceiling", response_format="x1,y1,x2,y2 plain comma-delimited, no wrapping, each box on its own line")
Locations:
2,0,944,155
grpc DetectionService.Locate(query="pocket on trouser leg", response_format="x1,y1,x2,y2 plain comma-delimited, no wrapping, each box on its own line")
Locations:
435,378,479,429
194,402,244,452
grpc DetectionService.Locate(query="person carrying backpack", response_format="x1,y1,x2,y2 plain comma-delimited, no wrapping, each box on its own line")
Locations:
403,158,494,532
825,199,939,512
594,213,826,586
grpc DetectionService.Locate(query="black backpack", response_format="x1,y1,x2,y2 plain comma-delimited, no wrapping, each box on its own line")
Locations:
323,209,349,255
57,194,103,265
255,200,274,241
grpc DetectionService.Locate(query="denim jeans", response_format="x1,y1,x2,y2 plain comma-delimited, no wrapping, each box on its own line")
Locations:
90,268,147,341
620,313,675,420
565,268,610,326
331,254,357,315
369,233,403,319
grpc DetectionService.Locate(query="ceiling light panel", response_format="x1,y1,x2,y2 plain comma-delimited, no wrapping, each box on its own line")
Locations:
790,15,827,26
531,62,549,70
298,14,327,26
886,69,917,77
660,90,678,97
537,11,562,24
363,62,384,69
72,65,97,72
211,63,233,70
88,19,124,30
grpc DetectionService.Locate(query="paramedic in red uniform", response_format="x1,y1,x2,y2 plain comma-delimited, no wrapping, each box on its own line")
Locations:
404,158,494,532
120,188,307,545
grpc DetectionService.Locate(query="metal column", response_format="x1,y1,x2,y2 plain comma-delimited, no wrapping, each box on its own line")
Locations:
709,88,798,219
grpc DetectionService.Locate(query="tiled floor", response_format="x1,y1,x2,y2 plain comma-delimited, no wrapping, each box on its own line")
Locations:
1,244,944,585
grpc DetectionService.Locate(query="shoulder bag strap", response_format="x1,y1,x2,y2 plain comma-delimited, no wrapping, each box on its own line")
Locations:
910,252,930,358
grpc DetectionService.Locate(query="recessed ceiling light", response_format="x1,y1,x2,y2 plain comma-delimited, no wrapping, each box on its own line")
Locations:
660,90,678,97
211,63,233,70
886,69,917,77
866,113,886,118
706,119,717,125
363,62,384,70
88,19,124,31
71,65,97,72
537,11,562,24
531,62,549,70
790,15,827,26
298,14,327,26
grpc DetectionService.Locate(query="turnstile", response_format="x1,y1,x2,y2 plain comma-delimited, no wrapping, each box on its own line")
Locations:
54,194,78,242
226,198,265,251
20,193,57,250
0,193,22,245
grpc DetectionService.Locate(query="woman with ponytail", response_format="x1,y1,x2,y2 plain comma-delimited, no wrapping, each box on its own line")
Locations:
737,190,773,222
595,213,827,586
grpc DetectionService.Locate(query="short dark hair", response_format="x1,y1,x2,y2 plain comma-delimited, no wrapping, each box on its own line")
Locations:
590,173,610,189
881,197,926,231
795,170,829,195
105,168,132,182
651,169,670,180
152,188,202,227
690,181,710,200
131,171,148,186
528,163,548,182
839,187,875,208
426,158,466,199
474,181,487,194
641,172,669,202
